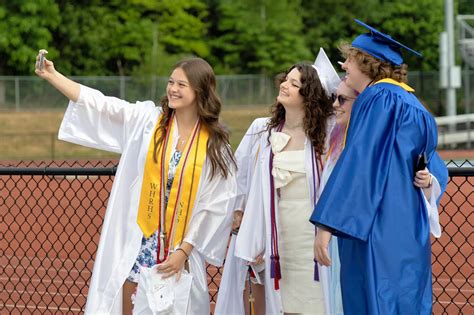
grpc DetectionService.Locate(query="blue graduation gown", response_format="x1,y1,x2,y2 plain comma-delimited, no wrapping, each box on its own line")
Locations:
310,81,448,315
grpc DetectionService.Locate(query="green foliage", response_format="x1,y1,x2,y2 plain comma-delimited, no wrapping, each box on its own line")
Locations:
459,0,474,14
0,0,60,74
0,0,457,75
301,0,377,72
373,0,444,71
211,0,311,74
301,0,444,71
54,3,152,75
45,0,209,76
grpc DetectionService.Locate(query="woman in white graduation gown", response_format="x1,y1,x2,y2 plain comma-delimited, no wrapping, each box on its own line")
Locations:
232,50,340,315
35,52,237,314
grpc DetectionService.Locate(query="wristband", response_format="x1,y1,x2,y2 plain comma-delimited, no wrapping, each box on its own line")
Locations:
176,248,189,259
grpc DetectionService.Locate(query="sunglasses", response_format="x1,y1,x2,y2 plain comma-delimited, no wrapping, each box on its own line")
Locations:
331,94,355,106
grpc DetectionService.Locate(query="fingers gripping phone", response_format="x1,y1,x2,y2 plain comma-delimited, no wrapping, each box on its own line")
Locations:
414,152,427,176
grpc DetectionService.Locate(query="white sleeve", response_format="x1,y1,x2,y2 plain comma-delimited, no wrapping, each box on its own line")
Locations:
234,161,266,263
422,175,442,238
183,161,238,266
214,235,248,315
234,118,267,211
58,84,157,153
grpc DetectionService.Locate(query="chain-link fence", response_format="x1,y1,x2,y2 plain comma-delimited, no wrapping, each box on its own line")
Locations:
0,75,277,111
432,160,473,314
0,160,472,314
0,71,473,115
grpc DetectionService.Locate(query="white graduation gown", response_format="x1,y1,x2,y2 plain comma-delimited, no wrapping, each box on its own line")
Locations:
214,234,249,315
215,117,263,315
58,85,237,315
233,118,330,315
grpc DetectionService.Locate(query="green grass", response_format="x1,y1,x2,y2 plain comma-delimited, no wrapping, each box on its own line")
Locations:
0,105,270,160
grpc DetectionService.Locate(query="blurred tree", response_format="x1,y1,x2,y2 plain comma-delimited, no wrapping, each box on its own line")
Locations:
55,2,153,75
458,0,474,14
0,0,462,76
55,0,209,75
375,0,444,71
0,0,60,75
301,0,444,71
210,0,311,74
301,0,379,68
130,0,211,76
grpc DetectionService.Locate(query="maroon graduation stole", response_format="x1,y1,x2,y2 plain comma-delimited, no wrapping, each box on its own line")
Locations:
312,145,323,282
269,122,323,289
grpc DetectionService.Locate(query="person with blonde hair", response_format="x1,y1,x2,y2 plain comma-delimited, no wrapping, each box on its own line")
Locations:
311,20,448,315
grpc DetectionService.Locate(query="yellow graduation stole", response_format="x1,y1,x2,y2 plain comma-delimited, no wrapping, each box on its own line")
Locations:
136,114,209,254
375,78,415,92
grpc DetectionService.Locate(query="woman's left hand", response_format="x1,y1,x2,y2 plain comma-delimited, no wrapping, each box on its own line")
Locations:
156,250,188,280
314,228,332,267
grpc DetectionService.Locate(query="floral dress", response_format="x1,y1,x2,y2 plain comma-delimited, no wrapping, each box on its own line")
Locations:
127,150,183,282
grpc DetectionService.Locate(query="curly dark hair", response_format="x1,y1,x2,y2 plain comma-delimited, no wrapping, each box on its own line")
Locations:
266,63,334,155
153,57,236,179
339,42,408,83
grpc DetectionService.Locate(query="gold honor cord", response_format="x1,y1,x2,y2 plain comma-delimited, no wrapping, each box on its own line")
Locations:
137,115,209,251
166,122,208,250
375,78,415,92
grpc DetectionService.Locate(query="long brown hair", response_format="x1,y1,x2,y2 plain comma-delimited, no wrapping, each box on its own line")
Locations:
153,57,235,179
339,42,408,83
266,63,334,155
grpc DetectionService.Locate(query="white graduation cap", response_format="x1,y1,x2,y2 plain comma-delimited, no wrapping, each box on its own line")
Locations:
312,48,341,96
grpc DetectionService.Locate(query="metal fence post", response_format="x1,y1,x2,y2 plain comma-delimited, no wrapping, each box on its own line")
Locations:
15,76,20,112
120,76,125,99
51,132,55,160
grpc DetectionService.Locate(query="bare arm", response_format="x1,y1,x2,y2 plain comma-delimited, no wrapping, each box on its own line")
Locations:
35,50,80,102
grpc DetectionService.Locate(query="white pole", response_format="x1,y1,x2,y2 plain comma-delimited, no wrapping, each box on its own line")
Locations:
445,0,456,118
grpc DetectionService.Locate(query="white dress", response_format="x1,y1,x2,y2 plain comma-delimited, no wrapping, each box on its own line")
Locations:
271,132,325,314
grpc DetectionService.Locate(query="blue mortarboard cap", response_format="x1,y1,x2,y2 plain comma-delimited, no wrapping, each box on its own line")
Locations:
352,19,422,65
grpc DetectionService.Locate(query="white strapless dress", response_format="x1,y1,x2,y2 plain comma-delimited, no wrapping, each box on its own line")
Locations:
271,132,325,314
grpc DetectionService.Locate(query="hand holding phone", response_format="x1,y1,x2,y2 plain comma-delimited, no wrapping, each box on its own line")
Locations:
414,153,427,176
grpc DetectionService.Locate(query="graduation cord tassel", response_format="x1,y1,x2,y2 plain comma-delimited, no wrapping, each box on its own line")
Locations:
269,123,283,290
314,258,320,281
313,226,320,282
311,145,322,282
270,255,281,289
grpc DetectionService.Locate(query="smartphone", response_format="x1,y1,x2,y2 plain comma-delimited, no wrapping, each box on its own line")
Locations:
414,153,427,176
38,49,48,70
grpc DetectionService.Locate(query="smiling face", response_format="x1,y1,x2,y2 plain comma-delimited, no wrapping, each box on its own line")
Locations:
333,81,357,126
341,57,371,94
166,67,197,110
276,68,304,110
